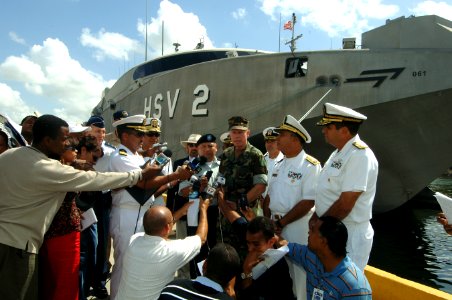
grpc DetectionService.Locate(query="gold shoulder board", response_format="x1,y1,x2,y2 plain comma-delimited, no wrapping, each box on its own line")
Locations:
119,149,128,156
306,155,320,165
353,141,368,149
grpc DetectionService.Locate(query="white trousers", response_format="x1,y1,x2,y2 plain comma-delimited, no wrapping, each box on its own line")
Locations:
344,221,374,271
109,205,149,299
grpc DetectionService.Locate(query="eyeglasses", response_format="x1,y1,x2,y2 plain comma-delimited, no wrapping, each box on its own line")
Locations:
146,132,160,137
187,143,197,147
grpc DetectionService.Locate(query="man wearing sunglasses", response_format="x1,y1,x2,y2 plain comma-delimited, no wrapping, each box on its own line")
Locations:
141,118,175,206
108,115,193,298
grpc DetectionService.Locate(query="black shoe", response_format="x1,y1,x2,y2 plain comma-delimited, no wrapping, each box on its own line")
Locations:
91,287,109,299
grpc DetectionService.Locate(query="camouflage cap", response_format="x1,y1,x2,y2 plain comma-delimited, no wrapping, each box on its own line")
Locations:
228,116,249,131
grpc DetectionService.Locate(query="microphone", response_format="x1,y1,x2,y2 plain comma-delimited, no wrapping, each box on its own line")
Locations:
188,156,207,173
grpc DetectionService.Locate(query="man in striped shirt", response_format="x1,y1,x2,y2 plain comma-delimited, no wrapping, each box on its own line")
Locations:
283,216,372,300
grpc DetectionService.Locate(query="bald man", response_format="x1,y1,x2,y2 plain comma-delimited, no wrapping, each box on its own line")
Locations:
116,198,210,300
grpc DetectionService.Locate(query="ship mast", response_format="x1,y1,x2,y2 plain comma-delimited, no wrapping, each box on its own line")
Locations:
285,13,302,54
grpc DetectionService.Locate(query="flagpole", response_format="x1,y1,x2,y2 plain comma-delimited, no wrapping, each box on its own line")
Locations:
278,13,281,52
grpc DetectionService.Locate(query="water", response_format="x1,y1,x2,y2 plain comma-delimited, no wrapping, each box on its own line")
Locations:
369,176,452,294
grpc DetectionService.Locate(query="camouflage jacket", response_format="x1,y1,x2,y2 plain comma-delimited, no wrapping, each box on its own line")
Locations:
219,142,267,201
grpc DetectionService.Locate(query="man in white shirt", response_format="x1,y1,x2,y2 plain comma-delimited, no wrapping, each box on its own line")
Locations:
116,197,210,300
311,103,379,271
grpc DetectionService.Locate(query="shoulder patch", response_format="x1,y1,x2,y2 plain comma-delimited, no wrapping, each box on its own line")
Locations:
119,149,128,156
353,141,368,149
305,155,320,165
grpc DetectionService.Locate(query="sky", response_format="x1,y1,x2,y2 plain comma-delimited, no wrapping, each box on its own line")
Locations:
1,0,452,124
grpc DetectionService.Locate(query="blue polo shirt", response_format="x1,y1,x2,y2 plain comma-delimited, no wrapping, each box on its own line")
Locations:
287,243,372,299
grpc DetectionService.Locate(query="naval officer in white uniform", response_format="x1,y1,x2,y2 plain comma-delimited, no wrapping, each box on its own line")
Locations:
108,115,192,298
312,103,379,271
265,115,321,300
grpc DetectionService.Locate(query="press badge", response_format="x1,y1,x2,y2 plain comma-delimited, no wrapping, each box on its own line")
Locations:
312,288,324,300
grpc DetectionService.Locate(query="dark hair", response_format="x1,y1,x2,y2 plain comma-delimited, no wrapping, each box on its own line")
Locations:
76,135,99,152
20,115,37,125
0,130,8,142
318,216,348,258
332,121,360,135
247,216,275,241
205,243,241,287
32,115,68,144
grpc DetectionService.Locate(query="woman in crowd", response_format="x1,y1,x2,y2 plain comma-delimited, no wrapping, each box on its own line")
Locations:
39,137,82,300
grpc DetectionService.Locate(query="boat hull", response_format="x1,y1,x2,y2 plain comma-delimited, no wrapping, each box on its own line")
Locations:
96,46,452,213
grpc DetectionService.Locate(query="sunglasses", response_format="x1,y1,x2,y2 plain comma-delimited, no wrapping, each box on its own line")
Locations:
187,143,197,147
146,132,160,137
130,131,145,137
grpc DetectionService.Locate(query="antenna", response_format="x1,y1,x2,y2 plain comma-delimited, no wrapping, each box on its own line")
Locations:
298,88,332,122
145,0,148,61
285,13,302,53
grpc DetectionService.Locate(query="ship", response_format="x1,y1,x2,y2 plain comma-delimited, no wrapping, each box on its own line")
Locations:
92,14,452,213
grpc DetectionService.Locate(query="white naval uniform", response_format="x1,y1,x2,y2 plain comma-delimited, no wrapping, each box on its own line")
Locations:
94,141,116,172
315,134,378,271
263,151,284,198
268,149,321,300
108,144,155,299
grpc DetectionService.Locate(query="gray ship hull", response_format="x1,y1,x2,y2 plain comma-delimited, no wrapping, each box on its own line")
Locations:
94,15,452,213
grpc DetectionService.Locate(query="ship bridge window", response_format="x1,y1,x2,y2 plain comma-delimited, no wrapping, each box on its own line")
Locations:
285,57,307,78
133,50,261,81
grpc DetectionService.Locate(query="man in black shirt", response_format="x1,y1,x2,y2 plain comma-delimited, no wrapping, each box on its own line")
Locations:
159,243,241,300
218,191,295,300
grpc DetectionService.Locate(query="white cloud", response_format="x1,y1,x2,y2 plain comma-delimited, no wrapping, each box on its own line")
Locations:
410,1,452,20
0,83,35,122
9,32,26,46
232,8,247,20
137,0,214,58
258,0,399,37
0,38,111,122
80,28,142,62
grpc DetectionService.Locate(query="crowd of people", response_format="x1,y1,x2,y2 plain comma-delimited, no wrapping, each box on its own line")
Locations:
0,104,449,300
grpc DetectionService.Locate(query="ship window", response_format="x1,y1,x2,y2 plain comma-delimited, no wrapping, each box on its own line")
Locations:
285,57,308,78
133,50,261,81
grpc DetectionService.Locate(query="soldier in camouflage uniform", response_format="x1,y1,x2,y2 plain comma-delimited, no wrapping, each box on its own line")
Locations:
218,116,267,258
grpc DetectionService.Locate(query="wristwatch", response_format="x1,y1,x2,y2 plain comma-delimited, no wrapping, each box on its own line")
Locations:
241,272,253,279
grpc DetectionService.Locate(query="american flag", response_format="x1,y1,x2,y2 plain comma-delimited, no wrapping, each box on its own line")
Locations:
283,20,292,30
